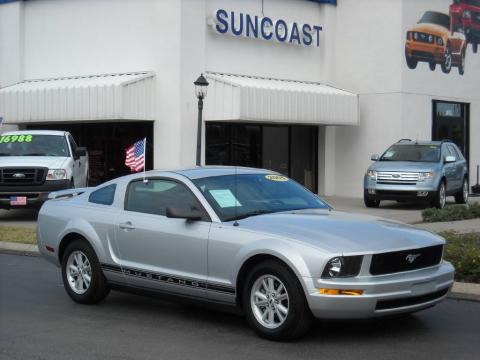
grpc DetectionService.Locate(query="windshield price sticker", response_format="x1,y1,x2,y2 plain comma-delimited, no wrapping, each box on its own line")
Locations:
209,189,242,208
265,174,288,182
0,135,33,143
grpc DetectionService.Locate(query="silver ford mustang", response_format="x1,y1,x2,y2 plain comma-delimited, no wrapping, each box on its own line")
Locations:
37,167,454,340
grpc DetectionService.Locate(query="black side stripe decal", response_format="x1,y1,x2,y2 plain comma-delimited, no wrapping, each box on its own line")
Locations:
101,263,235,294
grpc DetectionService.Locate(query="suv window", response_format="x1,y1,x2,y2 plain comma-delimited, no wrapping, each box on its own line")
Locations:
89,184,116,205
125,179,209,221
448,144,462,159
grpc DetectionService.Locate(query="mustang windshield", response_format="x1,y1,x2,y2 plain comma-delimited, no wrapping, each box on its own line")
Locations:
380,144,440,163
419,11,450,29
193,174,329,222
0,135,70,157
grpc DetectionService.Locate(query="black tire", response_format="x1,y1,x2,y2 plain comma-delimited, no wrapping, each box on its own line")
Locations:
364,190,380,208
455,178,469,204
441,46,452,74
61,239,110,304
429,62,436,71
473,43,478,54
405,52,417,69
458,50,465,75
242,260,313,341
430,180,447,209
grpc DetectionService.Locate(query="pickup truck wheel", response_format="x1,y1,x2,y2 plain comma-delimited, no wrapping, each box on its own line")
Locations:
243,260,313,341
431,181,446,209
61,239,110,304
454,178,469,204
364,190,380,208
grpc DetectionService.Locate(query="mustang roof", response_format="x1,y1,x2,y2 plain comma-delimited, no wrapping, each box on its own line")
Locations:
174,166,275,180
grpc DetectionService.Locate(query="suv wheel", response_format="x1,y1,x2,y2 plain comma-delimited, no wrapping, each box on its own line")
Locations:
431,181,447,209
61,239,110,304
364,190,380,208
455,178,469,204
242,260,313,341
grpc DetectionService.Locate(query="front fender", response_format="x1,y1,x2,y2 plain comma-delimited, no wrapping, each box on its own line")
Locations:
232,238,314,287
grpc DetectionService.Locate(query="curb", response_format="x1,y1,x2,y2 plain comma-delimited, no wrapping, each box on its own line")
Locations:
1,241,479,302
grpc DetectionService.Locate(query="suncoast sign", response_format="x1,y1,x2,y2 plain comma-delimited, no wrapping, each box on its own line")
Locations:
211,9,323,47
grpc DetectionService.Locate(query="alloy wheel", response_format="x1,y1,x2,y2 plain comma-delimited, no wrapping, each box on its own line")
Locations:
66,250,92,295
250,274,289,329
443,48,452,72
463,180,469,203
440,183,446,209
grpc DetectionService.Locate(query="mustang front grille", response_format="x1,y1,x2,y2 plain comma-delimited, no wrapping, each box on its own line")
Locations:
370,244,443,276
376,171,419,184
0,167,47,186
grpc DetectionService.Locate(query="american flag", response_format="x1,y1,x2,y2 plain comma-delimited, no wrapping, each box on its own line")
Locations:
125,138,146,172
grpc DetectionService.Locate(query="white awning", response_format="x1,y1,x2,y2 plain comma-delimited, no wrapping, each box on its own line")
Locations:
0,72,155,124
204,73,359,125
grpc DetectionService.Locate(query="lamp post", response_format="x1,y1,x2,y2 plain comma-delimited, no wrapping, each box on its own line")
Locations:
194,73,209,166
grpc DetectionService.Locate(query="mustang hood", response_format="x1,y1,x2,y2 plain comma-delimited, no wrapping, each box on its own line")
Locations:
0,156,69,169
237,209,444,254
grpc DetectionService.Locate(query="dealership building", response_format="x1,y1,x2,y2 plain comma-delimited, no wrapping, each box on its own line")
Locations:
0,0,478,197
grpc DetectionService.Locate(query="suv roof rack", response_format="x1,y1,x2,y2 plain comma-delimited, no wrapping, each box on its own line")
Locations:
397,139,412,143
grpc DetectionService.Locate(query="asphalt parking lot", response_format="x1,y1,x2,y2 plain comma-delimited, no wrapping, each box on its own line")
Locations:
1,253,479,360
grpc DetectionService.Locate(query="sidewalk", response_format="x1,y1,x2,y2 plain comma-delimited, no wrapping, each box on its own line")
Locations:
1,240,478,302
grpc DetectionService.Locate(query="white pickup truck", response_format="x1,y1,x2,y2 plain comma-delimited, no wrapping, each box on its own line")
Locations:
0,130,88,209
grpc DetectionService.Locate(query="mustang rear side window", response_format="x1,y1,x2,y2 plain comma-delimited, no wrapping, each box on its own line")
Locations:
89,184,116,205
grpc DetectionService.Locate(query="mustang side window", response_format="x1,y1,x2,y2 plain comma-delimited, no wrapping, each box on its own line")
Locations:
89,184,116,205
125,179,208,220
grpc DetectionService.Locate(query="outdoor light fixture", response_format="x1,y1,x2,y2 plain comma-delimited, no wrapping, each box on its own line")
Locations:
194,73,209,166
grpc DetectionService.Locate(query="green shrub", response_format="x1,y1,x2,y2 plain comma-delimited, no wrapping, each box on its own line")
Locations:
422,202,480,223
440,231,480,283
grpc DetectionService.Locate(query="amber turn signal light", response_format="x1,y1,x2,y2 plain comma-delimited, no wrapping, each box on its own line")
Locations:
319,288,364,296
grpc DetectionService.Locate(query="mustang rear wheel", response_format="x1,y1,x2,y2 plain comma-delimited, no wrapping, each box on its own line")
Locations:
441,46,452,74
243,260,312,341
61,239,110,304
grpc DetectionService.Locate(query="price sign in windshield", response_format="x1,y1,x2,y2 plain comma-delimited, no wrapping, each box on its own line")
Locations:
0,135,33,143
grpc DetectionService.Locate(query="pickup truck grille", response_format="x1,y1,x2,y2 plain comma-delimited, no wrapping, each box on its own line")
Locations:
376,171,419,185
370,245,443,276
0,167,47,186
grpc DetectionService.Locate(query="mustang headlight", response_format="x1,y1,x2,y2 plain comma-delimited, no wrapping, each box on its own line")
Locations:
46,169,67,180
436,37,444,46
366,170,377,180
418,172,435,181
321,256,363,278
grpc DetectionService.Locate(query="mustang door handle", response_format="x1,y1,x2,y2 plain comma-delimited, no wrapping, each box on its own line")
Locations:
119,222,136,230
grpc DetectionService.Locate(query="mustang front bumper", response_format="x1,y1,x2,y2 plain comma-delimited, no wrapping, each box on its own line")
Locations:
304,261,454,319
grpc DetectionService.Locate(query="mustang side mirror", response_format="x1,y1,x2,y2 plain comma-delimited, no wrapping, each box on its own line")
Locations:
445,156,456,163
166,206,203,221
371,154,380,161
75,147,87,158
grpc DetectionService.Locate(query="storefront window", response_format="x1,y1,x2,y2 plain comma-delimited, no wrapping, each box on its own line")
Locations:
432,100,469,161
206,123,318,192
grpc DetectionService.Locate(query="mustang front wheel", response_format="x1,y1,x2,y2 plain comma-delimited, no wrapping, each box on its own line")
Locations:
61,239,110,304
243,260,312,341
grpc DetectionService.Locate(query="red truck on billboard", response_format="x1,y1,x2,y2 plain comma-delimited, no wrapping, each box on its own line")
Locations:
450,0,480,53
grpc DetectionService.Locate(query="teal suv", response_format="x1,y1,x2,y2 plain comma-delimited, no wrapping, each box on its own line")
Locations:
364,140,469,209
